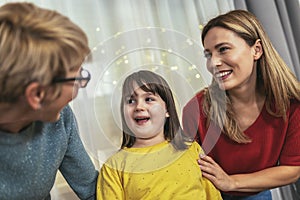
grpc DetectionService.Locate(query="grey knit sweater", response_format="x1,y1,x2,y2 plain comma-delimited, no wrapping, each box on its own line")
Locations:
0,105,98,200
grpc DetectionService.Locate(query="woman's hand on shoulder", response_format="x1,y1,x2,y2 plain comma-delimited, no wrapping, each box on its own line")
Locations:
198,155,236,192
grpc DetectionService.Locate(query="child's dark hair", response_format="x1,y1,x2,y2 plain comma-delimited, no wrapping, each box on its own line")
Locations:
120,70,192,150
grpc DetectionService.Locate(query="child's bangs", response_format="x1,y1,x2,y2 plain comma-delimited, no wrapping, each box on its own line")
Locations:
123,77,159,98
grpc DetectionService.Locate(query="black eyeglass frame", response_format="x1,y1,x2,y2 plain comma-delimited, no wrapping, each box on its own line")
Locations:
52,68,91,88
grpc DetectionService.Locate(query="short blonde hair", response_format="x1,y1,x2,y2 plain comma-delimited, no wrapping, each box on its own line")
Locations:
0,2,90,102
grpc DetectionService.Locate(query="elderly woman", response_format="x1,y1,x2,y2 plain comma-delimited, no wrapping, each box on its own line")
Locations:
0,2,98,200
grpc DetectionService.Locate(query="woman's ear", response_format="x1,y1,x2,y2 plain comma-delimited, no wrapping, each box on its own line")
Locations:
25,82,45,110
253,39,263,60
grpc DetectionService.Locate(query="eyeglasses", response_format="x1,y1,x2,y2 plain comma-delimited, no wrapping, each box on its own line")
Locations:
52,68,91,88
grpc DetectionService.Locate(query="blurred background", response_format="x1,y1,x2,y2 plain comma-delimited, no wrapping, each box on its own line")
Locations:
0,0,299,199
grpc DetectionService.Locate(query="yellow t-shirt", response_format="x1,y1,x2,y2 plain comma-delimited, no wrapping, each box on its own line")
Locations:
97,141,222,200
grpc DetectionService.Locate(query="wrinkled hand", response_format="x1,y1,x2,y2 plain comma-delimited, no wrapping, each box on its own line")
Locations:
198,155,236,192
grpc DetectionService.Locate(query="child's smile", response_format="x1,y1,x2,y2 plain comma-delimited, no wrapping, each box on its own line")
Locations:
124,83,169,147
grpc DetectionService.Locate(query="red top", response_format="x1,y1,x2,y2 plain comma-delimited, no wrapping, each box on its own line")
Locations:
183,91,300,195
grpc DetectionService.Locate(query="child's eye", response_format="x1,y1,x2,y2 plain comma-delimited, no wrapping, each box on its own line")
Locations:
145,97,154,102
126,98,135,104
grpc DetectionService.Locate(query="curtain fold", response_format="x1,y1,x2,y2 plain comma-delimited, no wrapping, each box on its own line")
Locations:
281,0,300,77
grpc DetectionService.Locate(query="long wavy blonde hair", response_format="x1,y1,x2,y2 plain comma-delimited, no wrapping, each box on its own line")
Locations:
201,10,300,143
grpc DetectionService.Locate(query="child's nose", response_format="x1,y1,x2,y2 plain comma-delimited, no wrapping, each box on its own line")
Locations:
135,100,146,111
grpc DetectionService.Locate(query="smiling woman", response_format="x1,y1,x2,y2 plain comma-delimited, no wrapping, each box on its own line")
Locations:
203,26,262,98
183,9,300,200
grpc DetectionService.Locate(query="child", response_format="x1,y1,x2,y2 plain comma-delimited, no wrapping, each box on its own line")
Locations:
97,70,222,199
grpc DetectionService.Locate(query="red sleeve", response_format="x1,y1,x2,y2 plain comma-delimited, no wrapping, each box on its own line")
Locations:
280,100,300,165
